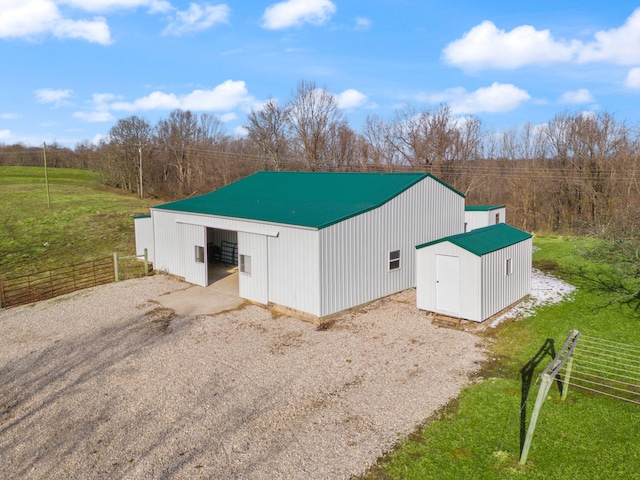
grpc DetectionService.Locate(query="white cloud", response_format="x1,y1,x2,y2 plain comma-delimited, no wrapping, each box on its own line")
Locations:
428,83,531,114
104,80,254,112
73,110,115,122
91,133,107,144
219,112,236,122
59,0,172,13
0,0,112,44
355,16,371,30
578,9,640,64
558,88,595,104
1,113,20,119
234,125,248,137
35,88,73,106
625,67,640,88
335,89,367,109
163,3,230,36
443,20,577,70
444,7,640,70
0,130,11,140
262,0,336,30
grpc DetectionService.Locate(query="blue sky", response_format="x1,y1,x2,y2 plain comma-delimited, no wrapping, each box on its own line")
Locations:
2,0,640,147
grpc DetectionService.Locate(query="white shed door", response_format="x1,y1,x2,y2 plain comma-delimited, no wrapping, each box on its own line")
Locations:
436,254,460,315
238,232,269,305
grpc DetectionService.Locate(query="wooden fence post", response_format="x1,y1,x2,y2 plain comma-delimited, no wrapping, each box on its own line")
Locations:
144,248,148,276
0,280,4,308
113,252,119,282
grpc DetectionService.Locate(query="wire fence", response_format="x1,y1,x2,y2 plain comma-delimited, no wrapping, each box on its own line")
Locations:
559,334,640,405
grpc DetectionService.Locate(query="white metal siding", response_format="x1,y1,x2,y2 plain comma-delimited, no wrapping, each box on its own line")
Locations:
134,216,155,263
180,223,207,286
151,209,321,316
174,213,281,237
268,227,321,316
416,242,480,320
319,176,464,317
237,231,268,304
465,207,506,231
481,238,532,320
151,210,185,277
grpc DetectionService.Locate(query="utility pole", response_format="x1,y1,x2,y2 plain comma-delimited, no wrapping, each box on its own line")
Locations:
137,141,143,199
43,142,51,208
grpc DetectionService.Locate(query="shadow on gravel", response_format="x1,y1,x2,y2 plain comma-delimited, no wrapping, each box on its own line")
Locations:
0,307,329,479
0,309,174,478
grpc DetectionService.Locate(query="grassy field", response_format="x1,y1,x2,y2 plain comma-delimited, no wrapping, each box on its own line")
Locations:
363,235,640,479
0,166,157,279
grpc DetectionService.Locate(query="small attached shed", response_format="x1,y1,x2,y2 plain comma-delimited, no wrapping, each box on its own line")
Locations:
465,205,506,232
416,223,532,323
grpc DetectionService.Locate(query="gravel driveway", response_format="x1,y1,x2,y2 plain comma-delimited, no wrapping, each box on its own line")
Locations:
0,275,485,479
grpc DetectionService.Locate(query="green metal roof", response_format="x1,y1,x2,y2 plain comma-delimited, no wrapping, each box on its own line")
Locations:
153,171,464,229
416,223,532,256
465,205,505,211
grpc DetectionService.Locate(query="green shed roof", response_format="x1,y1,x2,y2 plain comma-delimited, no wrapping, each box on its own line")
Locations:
154,171,463,229
465,205,505,211
416,223,532,256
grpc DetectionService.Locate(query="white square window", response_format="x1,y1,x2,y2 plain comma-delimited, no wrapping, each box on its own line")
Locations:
240,254,251,275
195,245,205,263
389,249,401,271
506,258,513,275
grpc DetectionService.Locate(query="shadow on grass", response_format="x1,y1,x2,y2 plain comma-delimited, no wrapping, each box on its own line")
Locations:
520,338,556,454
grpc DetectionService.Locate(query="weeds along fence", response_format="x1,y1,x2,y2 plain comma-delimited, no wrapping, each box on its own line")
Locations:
0,250,149,309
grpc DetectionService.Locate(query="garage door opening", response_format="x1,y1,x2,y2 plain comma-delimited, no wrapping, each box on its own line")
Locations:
206,228,239,288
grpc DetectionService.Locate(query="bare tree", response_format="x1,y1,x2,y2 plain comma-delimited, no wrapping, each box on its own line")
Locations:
155,109,201,196
103,116,152,193
246,98,290,171
287,80,346,171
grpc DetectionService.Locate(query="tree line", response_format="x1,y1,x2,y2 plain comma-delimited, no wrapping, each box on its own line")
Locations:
2,80,639,239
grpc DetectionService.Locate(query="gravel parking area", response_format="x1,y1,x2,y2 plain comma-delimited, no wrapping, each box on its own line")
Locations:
0,275,485,479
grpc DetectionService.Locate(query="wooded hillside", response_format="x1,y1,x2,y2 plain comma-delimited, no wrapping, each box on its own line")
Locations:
2,81,639,239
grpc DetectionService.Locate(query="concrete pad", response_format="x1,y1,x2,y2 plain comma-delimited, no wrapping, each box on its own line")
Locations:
154,266,244,316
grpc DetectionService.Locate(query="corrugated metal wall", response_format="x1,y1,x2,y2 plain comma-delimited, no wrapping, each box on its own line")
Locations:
464,207,506,232
417,237,531,322
237,231,269,305
481,238,532,320
150,209,321,316
134,216,155,262
319,176,465,317
152,210,185,277
267,227,320,316
179,223,207,286
416,243,480,320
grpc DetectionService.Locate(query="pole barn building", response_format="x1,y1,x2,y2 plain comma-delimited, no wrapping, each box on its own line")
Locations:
135,171,465,319
415,223,532,323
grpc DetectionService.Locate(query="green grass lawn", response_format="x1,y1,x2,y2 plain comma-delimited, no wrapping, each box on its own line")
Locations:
363,235,640,480
0,166,157,279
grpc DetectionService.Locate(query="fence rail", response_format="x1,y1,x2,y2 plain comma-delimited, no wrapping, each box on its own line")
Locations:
1,257,115,308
